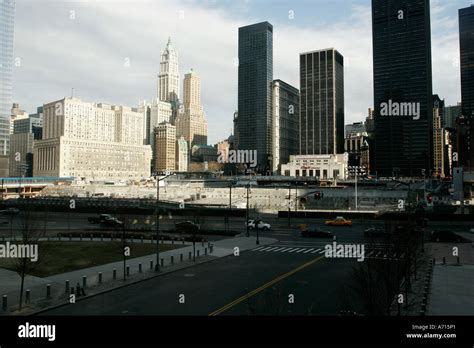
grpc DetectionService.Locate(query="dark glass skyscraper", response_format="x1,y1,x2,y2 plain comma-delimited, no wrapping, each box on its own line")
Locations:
237,22,273,173
299,48,344,155
372,0,433,177
0,0,15,156
458,5,474,170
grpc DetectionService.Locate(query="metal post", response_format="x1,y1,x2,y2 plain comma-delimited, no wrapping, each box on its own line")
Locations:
355,170,358,210
126,265,130,276
246,184,250,237
65,280,70,294
82,276,87,289
2,295,7,311
171,256,174,265
288,184,291,228
113,269,117,280
138,263,142,273
46,284,51,299
98,272,103,283
26,289,30,304
150,260,153,270
155,175,160,271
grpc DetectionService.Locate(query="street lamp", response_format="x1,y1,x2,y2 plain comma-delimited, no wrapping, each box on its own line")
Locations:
153,170,174,271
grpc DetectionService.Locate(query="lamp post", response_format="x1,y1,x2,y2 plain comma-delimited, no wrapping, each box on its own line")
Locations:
154,171,173,271
287,183,291,228
256,216,260,245
246,183,250,237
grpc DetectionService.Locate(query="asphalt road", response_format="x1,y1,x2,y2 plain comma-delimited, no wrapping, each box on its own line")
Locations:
41,245,356,316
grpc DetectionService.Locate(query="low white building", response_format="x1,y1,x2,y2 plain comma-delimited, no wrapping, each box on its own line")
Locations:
281,153,348,179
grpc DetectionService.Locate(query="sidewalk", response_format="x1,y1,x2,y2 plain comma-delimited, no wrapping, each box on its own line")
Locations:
0,235,277,314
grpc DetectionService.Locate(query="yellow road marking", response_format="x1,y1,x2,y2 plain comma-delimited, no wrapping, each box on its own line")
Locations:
208,255,325,316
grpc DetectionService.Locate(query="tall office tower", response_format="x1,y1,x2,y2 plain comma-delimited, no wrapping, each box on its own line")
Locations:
158,37,180,103
154,122,176,172
271,80,299,173
372,0,433,177
432,95,445,178
459,5,474,171
299,48,345,156
175,69,208,147
444,104,462,129
237,22,273,173
33,97,152,179
0,0,16,156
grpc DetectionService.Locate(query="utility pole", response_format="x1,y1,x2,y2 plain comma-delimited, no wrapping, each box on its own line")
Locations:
246,183,250,237
288,183,291,228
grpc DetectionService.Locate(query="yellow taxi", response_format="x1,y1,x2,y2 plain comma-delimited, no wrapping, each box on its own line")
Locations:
325,216,352,226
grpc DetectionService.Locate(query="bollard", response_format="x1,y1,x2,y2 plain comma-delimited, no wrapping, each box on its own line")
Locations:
101,234,103,242
150,260,153,270
210,244,214,253
46,284,51,299
171,256,174,265
98,272,103,284
111,235,114,241
160,258,164,267
69,234,72,241
180,253,183,262
59,234,62,241
205,248,207,256
208,242,211,248
189,251,192,260
197,250,200,258
2,295,7,311
90,234,93,241
113,269,117,280
443,257,446,265
25,289,30,304
80,234,82,241
141,236,144,243
126,266,130,276
457,256,460,265
82,276,87,289
201,240,204,247
182,239,185,245
65,280,70,294
47,235,50,242
161,237,164,244
139,263,142,273
172,238,174,245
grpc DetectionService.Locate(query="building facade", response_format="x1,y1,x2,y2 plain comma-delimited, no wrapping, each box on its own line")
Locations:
237,22,273,173
459,5,474,171
158,37,180,103
281,153,348,180
299,48,345,156
175,69,208,147
271,80,299,173
433,95,446,178
372,0,433,177
154,122,176,173
0,0,16,156
33,98,151,180
175,136,188,172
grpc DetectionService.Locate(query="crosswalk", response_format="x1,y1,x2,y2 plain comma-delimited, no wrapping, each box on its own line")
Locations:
251,245,404,260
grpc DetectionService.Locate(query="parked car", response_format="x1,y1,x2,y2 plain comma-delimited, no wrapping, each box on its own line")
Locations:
246,219,271,230
88,214,113,224
301,225,332,238
100,217,123,228
325,216,352,226
431,230,463,243
175,221,200,233
364,227,389,238
0,208,20,215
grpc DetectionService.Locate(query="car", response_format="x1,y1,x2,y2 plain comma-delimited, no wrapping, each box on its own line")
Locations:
175,221,200,233
431,230,464,243
0,208,20,215
364,227,389,238
100,217,123,228
301,225,333,238
246,219,271,231
88,214,113,224
325,216,352,226
470,228,474,234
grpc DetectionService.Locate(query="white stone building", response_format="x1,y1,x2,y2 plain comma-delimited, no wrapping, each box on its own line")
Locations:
33,97,152,180
281,153,348,179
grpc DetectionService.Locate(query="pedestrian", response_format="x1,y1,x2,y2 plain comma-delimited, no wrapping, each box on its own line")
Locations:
76,283,81,297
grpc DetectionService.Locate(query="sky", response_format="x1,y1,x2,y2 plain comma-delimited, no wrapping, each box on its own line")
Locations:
12,0,473,144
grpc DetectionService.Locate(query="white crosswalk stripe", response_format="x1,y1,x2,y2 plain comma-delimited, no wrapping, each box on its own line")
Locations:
303,248,314,254
312,249,322,254
263,247,280,252
288,248,303,253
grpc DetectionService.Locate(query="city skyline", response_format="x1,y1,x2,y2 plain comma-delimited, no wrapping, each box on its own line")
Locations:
11,0,472,145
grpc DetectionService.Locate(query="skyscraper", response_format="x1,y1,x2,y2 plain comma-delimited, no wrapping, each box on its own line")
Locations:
458,5,474,170
299,48,345,155
158,37,180,103
0,0,16,156
237,22,273,173
154,122,176,172
372,0,433,177
271,80,299,173
175,69,208,147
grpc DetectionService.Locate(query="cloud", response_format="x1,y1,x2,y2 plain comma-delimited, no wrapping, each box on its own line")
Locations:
12,0,464,145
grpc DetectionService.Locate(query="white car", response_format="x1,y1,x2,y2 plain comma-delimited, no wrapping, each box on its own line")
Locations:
246,219,271,231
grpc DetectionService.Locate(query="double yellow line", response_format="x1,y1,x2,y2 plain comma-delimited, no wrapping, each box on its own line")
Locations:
208,255,325,316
